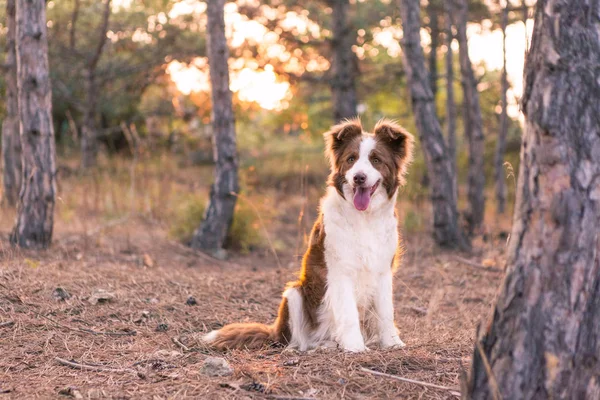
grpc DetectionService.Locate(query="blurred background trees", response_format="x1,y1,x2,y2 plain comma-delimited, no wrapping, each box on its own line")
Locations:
0,0,529,251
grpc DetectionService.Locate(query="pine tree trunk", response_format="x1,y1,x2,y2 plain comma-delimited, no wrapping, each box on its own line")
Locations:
443,1,457,200
427,0,439,102
80,0,111,169
467,1,600,398
81,68,99,169
191,0,239,253
452,0,485,233
10,0,57,249
330,0,357,122
2,0,22,207
494,2,509,214
399,0,469,250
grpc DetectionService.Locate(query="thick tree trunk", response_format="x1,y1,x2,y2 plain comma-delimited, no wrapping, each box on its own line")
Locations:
443,1,457,199
80,0,111,169
330,0,357,122
191,0,239,253
452,0,485,233
10,0,57,249
427,0,439,102
494,2,509,214
467,1,600,398
399,0,469,250
2,0,22,207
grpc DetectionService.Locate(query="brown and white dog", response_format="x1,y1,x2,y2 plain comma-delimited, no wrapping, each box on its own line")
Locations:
203,118,414,352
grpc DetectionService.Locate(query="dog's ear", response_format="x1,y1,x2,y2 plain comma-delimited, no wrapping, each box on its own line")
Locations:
374,119,414,183
324,118,362,168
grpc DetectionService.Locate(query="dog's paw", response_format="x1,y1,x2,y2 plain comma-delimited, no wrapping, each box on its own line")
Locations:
340,336,368,352
380,335,406,349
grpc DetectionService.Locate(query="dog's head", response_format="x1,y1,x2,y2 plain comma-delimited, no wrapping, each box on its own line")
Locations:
324,118,414,212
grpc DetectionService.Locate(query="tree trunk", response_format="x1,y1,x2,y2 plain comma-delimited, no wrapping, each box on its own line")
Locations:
427,0,439,102
10,0,57,249
1,0,22,207
494,1,509,214
191,0,239,253
399,0,469,250
81,68,99,169
452,0,485,233
330,0,357,122
443,1,457,200
80,0,111,169
467,1,600,398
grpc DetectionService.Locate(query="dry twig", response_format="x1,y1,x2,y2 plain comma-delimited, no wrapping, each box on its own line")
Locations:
171,336,190,352
360,367,461,396
55,357,135,373
453,256,502,272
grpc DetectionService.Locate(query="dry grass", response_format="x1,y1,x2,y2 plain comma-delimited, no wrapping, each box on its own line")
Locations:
0,155,510,399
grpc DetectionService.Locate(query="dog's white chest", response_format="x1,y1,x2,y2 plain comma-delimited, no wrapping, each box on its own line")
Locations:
321,192,398,306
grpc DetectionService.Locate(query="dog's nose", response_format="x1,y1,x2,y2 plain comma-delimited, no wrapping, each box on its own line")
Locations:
353,173,366,185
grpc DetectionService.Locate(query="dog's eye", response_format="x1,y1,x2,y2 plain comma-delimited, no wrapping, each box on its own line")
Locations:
372,157,380,164
347,156,355,163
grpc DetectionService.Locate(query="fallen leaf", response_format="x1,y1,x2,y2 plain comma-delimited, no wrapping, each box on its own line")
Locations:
143,254,154,268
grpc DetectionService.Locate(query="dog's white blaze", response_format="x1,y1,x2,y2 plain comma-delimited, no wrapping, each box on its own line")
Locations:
344,137,382,188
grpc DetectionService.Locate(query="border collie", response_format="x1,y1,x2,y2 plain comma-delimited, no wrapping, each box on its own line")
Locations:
203,118,414,352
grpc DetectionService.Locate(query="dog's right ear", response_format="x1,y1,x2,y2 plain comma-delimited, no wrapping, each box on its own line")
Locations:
324,118,362,168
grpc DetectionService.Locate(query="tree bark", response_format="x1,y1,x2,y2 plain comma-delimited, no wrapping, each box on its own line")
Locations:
399,0,469,250
443,1,457,200
191,0,239,253
467,1,600,398
452,0,486,233
427,0,439,102
330,0,357,122
2,0,22,207
10,0,57,249
80,0,111,169
494,1,509,214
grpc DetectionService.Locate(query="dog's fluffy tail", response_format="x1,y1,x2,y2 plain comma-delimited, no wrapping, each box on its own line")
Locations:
202,323,277,350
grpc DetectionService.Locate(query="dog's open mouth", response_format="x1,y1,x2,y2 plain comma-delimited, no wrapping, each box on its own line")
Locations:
353,180,380,211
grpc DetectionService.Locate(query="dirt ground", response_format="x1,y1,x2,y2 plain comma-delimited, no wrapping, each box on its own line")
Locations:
0,207,507,399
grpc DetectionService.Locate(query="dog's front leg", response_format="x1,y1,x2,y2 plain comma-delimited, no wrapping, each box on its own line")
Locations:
327,277,366,352
375,270,405,348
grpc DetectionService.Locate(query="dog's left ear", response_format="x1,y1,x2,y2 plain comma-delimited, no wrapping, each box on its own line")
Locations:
374,119,414,183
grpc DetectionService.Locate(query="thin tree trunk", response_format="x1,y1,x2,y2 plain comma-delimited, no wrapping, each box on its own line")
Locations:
427,0,439,102
452,0,486,233
467,1,600,398
399,0,469,250
2,0,22,207
443,2,457,200
10,0,57,249
330,0,357,122
80,0,111,169
70,0,80,50
191,0,239,253
494,1,509,214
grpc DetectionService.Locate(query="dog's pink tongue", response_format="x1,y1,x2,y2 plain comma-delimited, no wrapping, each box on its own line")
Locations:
353,187,371,211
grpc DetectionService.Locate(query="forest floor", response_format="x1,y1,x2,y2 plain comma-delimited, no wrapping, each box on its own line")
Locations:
0,155,510,399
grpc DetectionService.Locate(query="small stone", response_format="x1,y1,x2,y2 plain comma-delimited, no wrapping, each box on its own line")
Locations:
155,323,169,332
185,296,198,306
200,357,233,377
58,387,83,399
53,287,71,301
88,289,115,305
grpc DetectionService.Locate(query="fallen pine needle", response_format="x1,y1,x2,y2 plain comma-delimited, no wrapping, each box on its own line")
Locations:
453,256,502,272
39,313,136,336
0,321,15,328
360,367,461,396
171,336,190,352
55,357,135,373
